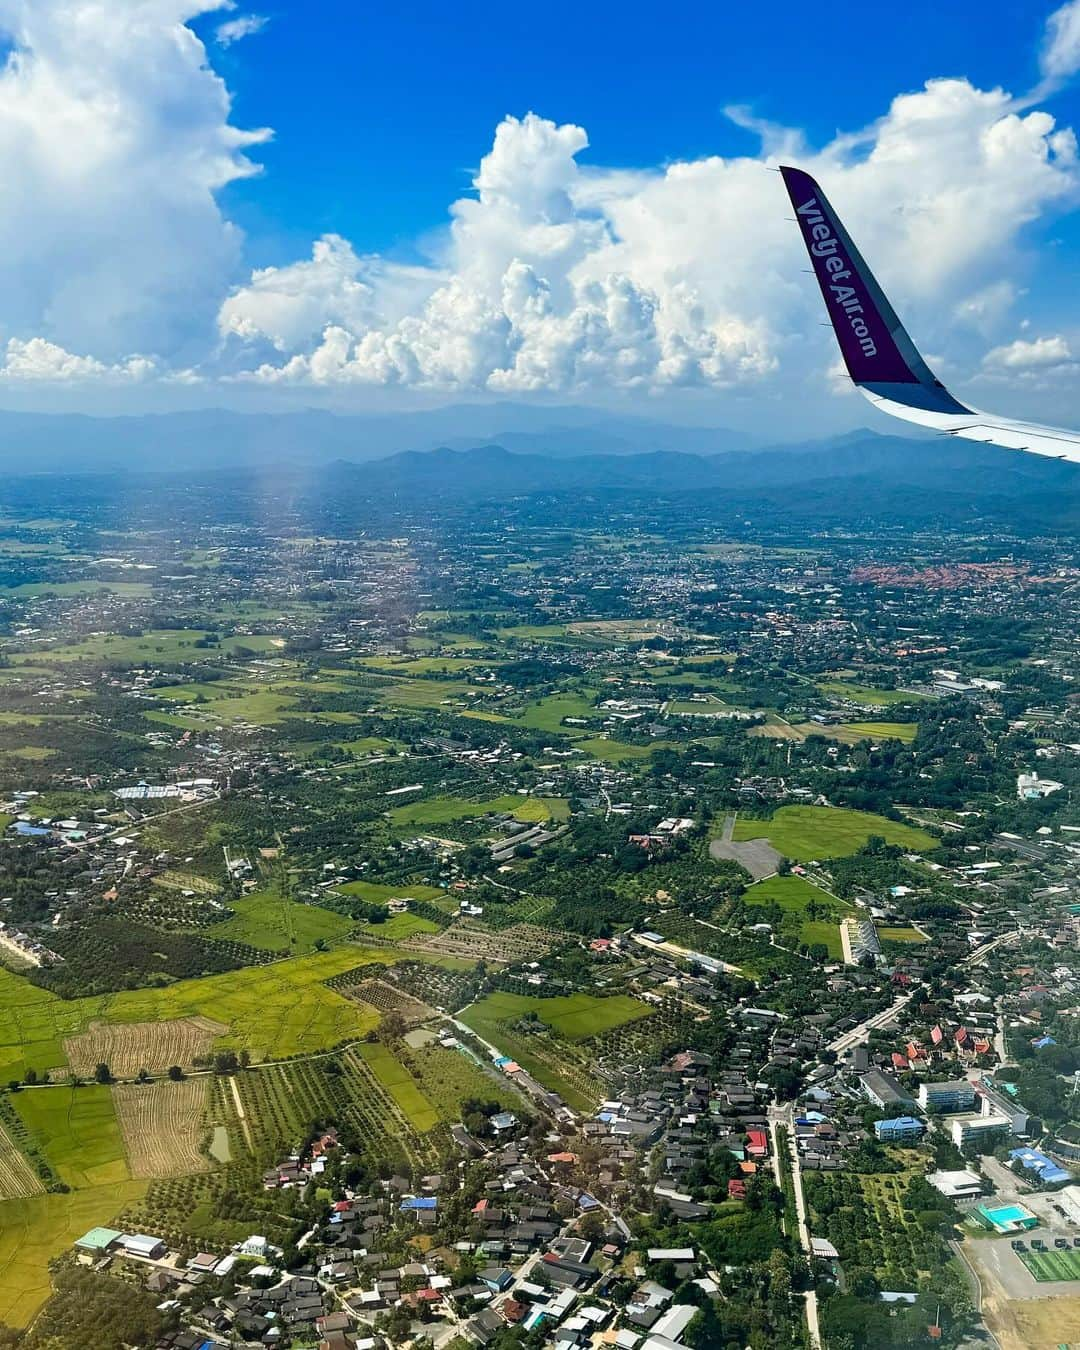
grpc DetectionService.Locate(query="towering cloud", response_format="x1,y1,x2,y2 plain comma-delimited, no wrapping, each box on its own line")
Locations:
0,1,1076,412
222,86,1078,394
0,0,267,362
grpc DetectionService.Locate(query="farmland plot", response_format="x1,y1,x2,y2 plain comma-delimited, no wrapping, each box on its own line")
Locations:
0,1116,42,1200
114,1079,210,1178
63,1016,228,1079
404,921,560,963
338,978,431,1025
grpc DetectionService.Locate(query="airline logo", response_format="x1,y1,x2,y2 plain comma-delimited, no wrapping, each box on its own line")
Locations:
795,195,877,359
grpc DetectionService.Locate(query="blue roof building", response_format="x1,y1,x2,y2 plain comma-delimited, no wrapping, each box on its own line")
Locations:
874,1116,926,1144
1010,1147,1071,1185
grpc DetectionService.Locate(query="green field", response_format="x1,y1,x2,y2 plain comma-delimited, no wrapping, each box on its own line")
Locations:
576,737,667,761
388,793,569,827
496,624,569,641
12,1085,129,1189
0,949,396,1079
377,678,481,710
334,881,446,904
2,580,153,599
462,990,650,1042
732,806,936,861
411,1045,519,1121
205,892,356,953
517,692,596,734
0,1180,148,1326
1020,1248,1080,1281
878,926,929,944
744,874,852,958
817,681,928,707
357,655,488,675
835,721,918,744
460,992,648,1112
357,1042,439,1131
362,913,440,940
10,629,279,667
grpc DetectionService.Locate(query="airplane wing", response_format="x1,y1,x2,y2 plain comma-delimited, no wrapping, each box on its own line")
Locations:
779,164,1080,463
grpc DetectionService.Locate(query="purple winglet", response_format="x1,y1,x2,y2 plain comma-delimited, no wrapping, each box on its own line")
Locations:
780,165,917,386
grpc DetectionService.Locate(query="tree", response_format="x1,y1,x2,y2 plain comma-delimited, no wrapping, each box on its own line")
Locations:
94,1062,112,1085
167,1065,184,1082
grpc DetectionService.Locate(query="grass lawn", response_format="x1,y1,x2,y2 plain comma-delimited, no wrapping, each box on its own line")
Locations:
879,926,929,944
0,1180,148,1326
388,793,568,826
357,1042,439,1131
817,681,929,707
377,678,480,710
744,874,851,957
205,892,356,953
733,805,936,861
462,990,650,1042
13,1085,129,1189
361,913,440,941
334,881,446,904
517,692,596,735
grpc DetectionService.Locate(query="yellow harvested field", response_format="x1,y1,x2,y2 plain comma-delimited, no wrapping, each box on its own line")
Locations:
63,1016,228,1079
0,1118,41,1200
113,1078,209,1178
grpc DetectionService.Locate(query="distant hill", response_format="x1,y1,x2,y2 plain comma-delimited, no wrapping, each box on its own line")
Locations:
5,415,1080,533
0,404,757,472
299,433,1080,532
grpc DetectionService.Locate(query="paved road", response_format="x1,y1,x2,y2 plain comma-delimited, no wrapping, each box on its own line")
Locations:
830,990,916,1054
770,1106,821,1349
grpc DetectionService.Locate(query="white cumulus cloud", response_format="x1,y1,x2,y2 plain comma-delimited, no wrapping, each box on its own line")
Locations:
222,84,1080,395
0,2,1079,414
0,337,156,381
0,0,268,365
1040,0,1080,90
983,334,1075,369
215,12,268,46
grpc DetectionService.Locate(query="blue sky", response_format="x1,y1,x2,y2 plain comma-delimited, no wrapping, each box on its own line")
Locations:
3,0,1080,437
207,1,1074,266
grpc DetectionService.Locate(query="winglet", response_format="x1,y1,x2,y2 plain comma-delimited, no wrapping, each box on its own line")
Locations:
779,165,969,415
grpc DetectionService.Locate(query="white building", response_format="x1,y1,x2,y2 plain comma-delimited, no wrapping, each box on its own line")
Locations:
1017,772,1064,800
